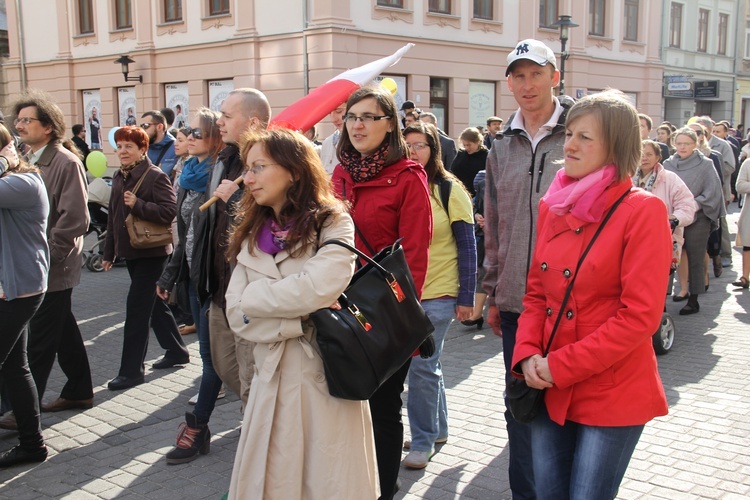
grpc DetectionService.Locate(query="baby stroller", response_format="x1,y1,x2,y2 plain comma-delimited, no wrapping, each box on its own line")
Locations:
84,177,111,272
652,218,679,355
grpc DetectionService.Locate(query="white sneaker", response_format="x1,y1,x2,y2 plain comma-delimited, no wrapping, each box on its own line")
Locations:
402,450,432,469
403,436,448,450
188,386,226,405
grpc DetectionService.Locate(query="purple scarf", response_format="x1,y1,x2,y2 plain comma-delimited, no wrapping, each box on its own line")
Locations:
257,218,291,256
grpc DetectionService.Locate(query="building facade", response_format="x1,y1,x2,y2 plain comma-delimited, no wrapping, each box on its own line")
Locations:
2,0,666,156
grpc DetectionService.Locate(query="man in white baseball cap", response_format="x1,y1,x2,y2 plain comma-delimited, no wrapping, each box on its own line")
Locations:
505,39,558,76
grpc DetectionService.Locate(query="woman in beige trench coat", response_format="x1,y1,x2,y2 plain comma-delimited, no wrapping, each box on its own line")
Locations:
224,128,379,499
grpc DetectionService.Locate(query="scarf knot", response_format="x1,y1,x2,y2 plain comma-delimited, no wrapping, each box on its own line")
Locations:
542,165,617,222
339,140,390,183
257,217,292,255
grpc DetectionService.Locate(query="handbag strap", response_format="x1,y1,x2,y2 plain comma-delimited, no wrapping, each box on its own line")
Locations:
129,168,152,197
319,239,402,278
542,188,631,357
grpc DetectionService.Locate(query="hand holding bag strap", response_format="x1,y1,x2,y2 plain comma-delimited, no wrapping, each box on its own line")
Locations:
542,188,631,356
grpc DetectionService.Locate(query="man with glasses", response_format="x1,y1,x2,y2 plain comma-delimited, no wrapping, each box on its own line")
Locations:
140,110,177,176
0,90,92,431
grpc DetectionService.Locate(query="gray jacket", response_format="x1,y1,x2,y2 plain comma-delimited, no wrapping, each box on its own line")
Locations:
0,172,50,300
36,142,89,292
709,134,735,178
482,99,571,313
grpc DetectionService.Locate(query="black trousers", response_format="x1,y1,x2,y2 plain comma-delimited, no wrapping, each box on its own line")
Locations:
119,256,188,378
27,288,93,401
369,358,411,500
0,294,45,451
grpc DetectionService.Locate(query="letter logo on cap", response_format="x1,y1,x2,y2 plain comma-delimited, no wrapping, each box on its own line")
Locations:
516,43,529,55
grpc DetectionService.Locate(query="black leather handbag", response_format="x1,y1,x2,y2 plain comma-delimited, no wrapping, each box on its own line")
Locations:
507,189,630,423
310,239,435,400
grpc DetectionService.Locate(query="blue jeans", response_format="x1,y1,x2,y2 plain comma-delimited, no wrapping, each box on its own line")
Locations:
187,280,223,424
407,297,454,452
531,405,644,500
500,311,536,499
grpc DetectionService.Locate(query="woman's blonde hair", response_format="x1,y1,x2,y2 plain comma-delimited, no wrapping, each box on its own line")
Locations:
459,127,486,151
565,89,642,181
227,128,346,260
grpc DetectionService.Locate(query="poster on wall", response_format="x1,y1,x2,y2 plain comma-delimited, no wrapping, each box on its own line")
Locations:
165,83,189,129
118,87,137,127
82,89,103,150
469,81,496,128
374,75,407,121
208,80,234,112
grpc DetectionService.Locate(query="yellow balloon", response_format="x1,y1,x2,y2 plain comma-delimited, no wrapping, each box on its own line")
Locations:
86,151,108,178
380,78,398,96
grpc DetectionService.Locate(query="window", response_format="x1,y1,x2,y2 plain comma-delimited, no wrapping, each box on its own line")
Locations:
624,0,638,41
164,0,182,22
428,0,450,14
669,3,682,48
115,0,132,30
377,0,403,7
718,13,729,55
473,0,492,20
209,0,230,16
430,78,449,132
745,21,750,59
539,0,558,29
698,9,709,53
78,0,94,34
589,0,605,36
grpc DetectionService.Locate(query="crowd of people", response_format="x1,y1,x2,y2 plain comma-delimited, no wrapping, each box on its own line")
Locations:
0,36,746,500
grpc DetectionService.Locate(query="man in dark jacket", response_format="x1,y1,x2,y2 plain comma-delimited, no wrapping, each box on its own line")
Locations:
71,124,90,163
141,111,177,176
0,91,92,433
484,39,573,500
191,88,271,406
420,112,457,171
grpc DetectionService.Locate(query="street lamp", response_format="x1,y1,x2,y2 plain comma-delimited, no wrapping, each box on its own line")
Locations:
551,15,579,96
114,55,142,83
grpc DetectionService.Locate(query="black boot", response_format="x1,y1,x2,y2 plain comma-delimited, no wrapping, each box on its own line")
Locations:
165,412,210,465
679,295,700,315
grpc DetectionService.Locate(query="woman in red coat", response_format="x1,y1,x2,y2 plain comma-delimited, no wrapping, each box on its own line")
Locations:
331,85,432,500
511,90,672,499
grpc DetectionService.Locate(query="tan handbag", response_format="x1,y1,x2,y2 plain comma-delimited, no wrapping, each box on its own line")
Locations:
124,169,173,249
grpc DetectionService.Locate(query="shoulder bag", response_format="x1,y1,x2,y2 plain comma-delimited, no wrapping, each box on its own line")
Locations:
124,169,174,249
310,239,435,400
507,189,630,423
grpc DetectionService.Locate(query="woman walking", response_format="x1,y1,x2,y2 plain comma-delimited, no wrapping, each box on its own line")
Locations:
102,126,188,390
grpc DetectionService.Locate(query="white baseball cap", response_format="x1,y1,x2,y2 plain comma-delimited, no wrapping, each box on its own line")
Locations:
506,39,557,76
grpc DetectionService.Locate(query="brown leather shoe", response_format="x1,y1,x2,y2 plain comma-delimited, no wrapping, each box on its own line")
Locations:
41,397,94,413
0,412,17,431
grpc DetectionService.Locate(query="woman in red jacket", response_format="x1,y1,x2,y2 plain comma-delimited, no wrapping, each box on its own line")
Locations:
332,86,432,500
512,90,672,499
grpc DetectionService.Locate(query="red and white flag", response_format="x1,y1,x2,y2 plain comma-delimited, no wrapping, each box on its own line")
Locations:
269,44,414,132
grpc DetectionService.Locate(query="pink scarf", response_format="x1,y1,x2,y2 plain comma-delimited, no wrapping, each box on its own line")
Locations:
542,165,617,222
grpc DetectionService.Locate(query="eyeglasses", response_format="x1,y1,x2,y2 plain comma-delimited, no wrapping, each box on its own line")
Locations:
675,142,695,147
140,123,153,129
186,127,203,140
406,142,429,151
14,117,40,126
245,162,281,176
343,114,391,124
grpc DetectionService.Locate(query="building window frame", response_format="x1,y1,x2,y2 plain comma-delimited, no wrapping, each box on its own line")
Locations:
208,0,230,17
718,13,729,56
698,9,709,53
77,0,94,35
114,0,132,30
539,0,558,29
669,2,682,48
164,0,183,23
473,0,492,20
377,0,403,6
430,77,450,133
624,0,638,41
589,0,606,36
428,0,450,14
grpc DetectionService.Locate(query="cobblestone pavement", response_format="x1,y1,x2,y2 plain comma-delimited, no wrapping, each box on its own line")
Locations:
0,207,748,499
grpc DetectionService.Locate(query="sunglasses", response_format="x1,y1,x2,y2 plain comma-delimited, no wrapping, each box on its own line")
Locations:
186,127,203,140
140,123,153,129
